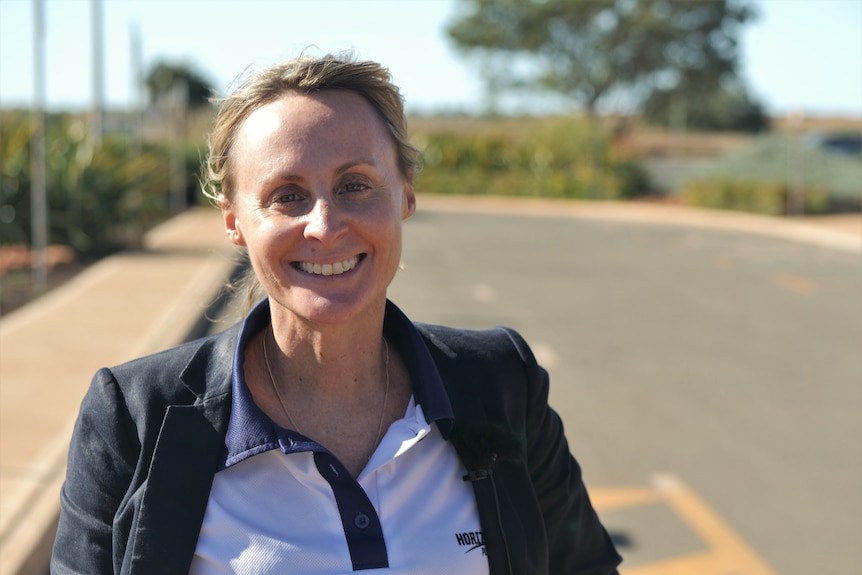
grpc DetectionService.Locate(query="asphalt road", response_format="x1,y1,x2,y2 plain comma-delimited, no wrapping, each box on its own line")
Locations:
387,207,862,574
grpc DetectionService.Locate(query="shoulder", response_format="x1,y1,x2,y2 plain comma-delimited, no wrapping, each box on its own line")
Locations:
414,322,546,417
415,322,539,373
111,325,233,378
94,323,240,410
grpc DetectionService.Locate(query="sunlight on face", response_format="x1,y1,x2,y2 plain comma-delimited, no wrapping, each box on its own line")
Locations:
221,90,415,328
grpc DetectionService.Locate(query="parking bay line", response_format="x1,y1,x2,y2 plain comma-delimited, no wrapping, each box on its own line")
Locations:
590,473,779,575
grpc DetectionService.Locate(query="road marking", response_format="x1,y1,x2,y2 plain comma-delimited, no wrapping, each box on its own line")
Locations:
773,272,818,295
591,474,779,575
590,487,660,511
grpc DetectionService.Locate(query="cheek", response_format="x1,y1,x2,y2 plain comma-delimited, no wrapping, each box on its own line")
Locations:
380,222,403,265
244,221,294,264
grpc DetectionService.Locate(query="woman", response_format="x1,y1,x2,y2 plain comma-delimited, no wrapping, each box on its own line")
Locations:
52,54,621,574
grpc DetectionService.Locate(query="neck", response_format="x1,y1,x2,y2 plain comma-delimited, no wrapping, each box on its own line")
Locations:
254,298,410,477
267,301,388,399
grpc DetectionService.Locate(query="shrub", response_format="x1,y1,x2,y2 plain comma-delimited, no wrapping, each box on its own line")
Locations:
1,111,201,258
680,134,862,214
679,179,831,216
412,116,649,200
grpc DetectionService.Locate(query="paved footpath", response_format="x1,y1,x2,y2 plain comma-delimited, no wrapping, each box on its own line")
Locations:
0,208,238,574
0,199,858,574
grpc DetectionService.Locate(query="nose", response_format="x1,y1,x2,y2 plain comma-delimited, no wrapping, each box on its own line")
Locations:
303,199,346,245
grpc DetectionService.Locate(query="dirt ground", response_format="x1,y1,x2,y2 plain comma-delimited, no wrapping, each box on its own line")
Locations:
0,263,85,316
0,245,85,316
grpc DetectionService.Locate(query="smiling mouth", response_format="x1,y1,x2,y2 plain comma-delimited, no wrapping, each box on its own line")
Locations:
294,255,362,276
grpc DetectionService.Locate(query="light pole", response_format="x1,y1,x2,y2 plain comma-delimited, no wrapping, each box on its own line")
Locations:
90,0,104,146
30,0,47,295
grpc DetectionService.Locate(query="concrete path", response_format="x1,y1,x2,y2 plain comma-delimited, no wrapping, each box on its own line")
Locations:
0,208,237,574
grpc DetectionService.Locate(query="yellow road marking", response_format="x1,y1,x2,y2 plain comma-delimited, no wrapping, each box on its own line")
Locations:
622,549,766,575
592,474,779,575
773,272,818,295
589,487,661,511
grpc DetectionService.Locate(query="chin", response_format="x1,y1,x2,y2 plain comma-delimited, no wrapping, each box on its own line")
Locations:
276,290,385,327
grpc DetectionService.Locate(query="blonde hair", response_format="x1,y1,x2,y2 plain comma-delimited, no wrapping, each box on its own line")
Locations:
202,53,420,206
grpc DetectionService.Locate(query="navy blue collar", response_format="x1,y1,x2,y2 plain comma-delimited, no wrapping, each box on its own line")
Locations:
221,299,454,469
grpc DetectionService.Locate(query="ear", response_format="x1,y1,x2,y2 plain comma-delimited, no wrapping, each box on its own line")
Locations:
219,198,245,246
401,172,416,220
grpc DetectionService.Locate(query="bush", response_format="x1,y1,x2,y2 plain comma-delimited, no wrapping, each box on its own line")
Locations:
679,179,830,216
679,134,862,215
1,111,201,258
412,116,650,200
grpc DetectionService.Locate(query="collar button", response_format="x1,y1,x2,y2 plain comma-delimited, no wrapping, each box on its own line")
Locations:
354,512,371,529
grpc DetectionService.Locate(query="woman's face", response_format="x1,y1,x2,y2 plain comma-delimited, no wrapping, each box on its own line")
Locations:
222,90,415,327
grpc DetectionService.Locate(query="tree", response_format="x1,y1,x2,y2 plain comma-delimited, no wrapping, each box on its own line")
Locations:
145,62,213,109
643,76,769,132
447,0,757,119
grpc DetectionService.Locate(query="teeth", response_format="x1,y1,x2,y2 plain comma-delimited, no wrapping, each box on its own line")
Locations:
298,256,358,276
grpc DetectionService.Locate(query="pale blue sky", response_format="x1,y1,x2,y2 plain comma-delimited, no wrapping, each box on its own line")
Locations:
1,0,860,117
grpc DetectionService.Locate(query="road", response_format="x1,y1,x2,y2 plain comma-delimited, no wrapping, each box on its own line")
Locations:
386,204,862,574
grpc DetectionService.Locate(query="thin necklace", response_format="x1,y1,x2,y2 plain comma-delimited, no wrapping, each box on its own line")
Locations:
261,326,391,448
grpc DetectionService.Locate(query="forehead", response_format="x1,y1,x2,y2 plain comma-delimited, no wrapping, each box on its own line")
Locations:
237,90,393,156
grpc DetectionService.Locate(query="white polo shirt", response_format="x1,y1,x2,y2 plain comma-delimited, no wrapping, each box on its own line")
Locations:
190,300,489,574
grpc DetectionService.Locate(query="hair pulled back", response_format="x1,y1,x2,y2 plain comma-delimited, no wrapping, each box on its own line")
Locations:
203,54,420,205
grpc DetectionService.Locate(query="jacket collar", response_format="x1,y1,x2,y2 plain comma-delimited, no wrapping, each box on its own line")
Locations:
219,299,456,469
128,301,524,575
179,322,239,401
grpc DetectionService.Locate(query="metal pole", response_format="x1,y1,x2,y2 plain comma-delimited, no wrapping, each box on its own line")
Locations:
785,111,805,215
170,78,188,213
91,0,104,145
30,0,48,295
130,20,143,155
130,20,144,243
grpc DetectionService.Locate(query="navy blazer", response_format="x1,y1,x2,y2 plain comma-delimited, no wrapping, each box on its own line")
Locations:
51,313,621,574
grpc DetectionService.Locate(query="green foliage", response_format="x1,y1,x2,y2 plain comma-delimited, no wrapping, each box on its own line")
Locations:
146,61,214,109
447,0,757,116
678,133,861,214
680,179,830,216
413,116,649,199
680,135,862,215
644,78,769,133
0,111,192,257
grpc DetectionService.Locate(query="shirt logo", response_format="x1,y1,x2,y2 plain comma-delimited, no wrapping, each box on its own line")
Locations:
455,531,486,555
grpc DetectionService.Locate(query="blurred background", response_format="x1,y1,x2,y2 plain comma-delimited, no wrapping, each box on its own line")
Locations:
1,0,860,309
0,1,860,574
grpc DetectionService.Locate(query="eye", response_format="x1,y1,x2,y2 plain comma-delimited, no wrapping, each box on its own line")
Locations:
342,181,370,194
274,192,301,204
271,186,305,205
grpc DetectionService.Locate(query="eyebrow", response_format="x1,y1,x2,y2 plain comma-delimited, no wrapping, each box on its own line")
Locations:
268,159,381,184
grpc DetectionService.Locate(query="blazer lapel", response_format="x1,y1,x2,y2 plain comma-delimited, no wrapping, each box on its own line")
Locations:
468,471,530,575
424,337,529,575
126,398,228,574
449,410,529,575
126,328,237,574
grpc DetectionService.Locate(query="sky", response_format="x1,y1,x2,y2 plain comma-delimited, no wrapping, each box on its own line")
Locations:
0,0,860,117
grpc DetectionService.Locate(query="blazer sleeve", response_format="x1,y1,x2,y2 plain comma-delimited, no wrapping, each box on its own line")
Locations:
503,328,622,575
52,367,140,574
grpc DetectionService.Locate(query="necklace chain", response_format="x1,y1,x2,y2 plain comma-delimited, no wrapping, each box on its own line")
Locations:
261,326,391,449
